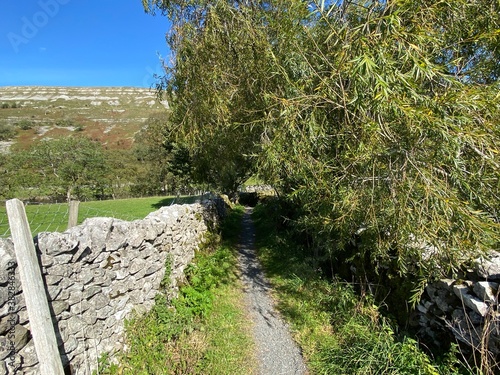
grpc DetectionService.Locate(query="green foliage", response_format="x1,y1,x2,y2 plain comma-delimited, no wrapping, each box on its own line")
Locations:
0,123,17,141
159,254,173,292
219,205,245,243
93,352,119,375
146,0,500,288
16,119,35,130
103,149,142,199
55,118,75,127
315,329,458,375
9,137,111,201
144,0,269,193
1,103,9,109
133,112,194,196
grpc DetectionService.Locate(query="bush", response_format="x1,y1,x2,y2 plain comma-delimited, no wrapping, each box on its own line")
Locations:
56,118,75,127
0,123,17,141
17,119,34,130
1,103,8,109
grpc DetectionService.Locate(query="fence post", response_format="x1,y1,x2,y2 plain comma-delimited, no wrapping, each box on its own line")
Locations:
6,199,65,375
68,200,80,229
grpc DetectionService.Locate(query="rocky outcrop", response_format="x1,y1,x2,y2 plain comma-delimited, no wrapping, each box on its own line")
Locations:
0,200,222,375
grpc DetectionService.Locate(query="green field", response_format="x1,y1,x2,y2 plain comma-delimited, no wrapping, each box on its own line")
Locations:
0,196,199,238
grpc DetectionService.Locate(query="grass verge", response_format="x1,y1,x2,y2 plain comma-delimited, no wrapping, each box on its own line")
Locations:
252,201,462,375
97,205,255,375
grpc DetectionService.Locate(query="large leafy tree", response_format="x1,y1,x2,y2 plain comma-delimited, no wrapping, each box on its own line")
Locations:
144,0,271,193
257,0,500,283
145,0,500,284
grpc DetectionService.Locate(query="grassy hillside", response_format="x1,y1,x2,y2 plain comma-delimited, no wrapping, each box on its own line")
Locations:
0,86,168,152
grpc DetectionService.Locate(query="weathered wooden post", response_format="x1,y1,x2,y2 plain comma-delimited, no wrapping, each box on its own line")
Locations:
6,199,65,375
68,200,80,229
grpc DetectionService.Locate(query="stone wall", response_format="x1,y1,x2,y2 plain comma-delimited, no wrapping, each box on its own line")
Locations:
242,185,275,194
415,253,500,357
0,200,222,375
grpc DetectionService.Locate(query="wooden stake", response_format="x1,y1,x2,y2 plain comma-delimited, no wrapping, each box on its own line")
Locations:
68,200,80,229
6,199,64,375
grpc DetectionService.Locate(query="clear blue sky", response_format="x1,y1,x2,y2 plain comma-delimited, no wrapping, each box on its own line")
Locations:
0,1,171,87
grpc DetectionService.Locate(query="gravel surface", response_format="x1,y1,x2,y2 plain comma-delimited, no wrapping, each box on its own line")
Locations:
239,208,308,375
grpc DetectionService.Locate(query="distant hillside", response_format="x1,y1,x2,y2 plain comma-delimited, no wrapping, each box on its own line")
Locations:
0,86,168,153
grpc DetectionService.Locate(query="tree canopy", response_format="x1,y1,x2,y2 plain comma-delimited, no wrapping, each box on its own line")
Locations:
144,0,500,284
8,137,110,201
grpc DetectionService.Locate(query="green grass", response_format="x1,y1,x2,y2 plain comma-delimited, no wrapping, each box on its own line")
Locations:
200,283,255,374
242,175,265,187
251,201,462,375
0,195,199,238
97,205,256,375
78,195,199,223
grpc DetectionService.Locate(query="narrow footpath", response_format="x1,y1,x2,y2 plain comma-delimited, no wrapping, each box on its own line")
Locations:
238,208,308,375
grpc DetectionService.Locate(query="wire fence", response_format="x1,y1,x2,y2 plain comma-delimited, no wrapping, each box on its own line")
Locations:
1,201,71,239
0,196,201,239
0,207,11,238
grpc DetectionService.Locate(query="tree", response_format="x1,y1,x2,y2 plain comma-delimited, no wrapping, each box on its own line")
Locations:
145,0,500,285
144,0,271,194
105,148,141,199
133,112,193,195
259,0,500,282
19,137,110,201
432,0,500,84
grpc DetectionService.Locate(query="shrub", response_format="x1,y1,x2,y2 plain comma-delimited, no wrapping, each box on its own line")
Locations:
56,118,75,127
17,119,34,130
0,123,17,141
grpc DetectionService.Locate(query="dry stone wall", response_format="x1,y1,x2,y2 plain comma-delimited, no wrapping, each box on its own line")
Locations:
0,200,223,375
415,253,500,356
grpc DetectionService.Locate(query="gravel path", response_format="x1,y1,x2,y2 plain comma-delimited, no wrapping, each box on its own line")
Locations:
238,208,308,375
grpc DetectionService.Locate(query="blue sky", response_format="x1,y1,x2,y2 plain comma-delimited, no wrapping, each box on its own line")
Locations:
0,1,171,87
